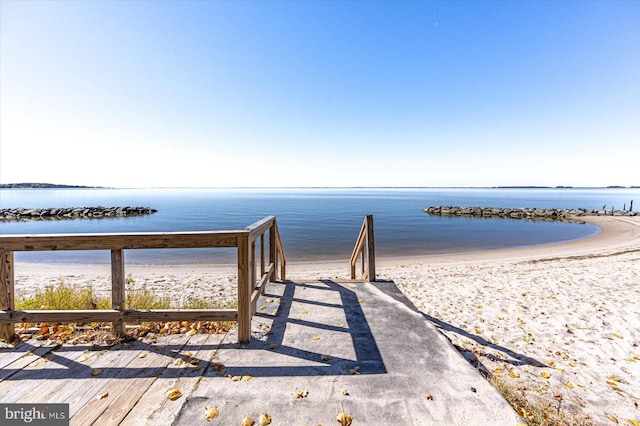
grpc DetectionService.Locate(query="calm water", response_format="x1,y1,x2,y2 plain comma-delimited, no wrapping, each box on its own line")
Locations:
1,187,638,264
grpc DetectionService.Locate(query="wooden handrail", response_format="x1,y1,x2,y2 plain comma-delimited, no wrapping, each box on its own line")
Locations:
349,215,376,281
0,216,286,344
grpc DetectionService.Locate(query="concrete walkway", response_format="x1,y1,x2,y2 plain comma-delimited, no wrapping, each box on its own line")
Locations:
175,280,522,425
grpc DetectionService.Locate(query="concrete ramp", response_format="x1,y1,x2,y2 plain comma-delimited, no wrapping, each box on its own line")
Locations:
174,280,521,425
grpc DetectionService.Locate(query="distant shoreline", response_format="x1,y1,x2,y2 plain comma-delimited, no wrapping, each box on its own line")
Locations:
0,183,103,189
1,183,639,189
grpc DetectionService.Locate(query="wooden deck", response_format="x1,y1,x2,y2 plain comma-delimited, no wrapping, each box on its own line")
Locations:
0,333,229,425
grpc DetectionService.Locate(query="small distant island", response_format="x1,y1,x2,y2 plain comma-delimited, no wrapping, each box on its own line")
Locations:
0,183,101,189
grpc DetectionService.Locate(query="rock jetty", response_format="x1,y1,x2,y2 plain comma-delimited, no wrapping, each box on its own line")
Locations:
0,206,157,222
424,206,637,222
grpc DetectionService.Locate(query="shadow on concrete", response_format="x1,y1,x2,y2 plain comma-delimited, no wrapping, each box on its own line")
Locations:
220,279,387,377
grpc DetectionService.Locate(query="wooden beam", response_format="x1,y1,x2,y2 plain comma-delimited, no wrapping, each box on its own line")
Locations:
251,264,274,310
269,224,278,281
260,234,265,277
0,251,15,341
246,216,275,240
273,220,286,280
111,249,126,336
365,214,376,282
0,309,237,323
237,236,251,343
122,309,237,322
0,231,244,252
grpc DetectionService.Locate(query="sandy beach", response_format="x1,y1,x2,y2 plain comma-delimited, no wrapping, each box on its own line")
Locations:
12,215,640,424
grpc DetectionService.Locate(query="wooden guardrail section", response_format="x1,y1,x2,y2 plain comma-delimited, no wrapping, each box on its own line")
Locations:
0,216,285,344
350,215,376,281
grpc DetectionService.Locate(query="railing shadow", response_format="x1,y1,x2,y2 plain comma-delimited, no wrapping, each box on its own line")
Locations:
0,280,386,380
421,313,547,368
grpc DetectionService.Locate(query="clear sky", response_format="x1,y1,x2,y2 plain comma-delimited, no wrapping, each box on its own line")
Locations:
1,0,638,188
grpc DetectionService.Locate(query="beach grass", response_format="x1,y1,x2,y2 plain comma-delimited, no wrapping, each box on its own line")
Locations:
15,275,230,311
491,369,596,426
13,276,235,343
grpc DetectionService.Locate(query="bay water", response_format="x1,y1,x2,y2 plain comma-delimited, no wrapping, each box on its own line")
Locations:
1,187,638,265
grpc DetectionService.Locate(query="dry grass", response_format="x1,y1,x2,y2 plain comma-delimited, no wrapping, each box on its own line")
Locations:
490,376,596,426
13,277,235,345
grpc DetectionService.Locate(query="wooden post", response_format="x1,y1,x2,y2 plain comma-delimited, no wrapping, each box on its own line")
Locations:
260,234,265,277
111,249,126,337
0,251,15,341
269,223,278,281
237,235,251,343
365,215,376,282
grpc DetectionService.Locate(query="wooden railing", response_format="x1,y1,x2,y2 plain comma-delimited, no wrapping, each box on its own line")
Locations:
0,216,285,344
350,215,376,281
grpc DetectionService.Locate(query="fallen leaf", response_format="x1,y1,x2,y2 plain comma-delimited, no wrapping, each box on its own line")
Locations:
205,406,219,421
79,354,91,362
312,336,320,341
610,375,621,382
268,344,279,350
91,369,103,376
321,354,332,361
606,414,619,423
166,388,182,400
341,390,349,396
265,298,273,303
138,352,147,359
509,371,520,378
613,333,624,339
425,393,434,400
564,383,575,389
337,411,353,426
627,420,639,426
231,376,241,382
301,310,309,315
494,368,503,375
96,392,109,400
186,329,197,336
242,416,255,426
292,390,309,399
259,413,272,425
242,375,252,381
541,372,550,379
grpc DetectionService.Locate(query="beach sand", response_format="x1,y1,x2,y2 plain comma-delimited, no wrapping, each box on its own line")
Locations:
12,216,640,424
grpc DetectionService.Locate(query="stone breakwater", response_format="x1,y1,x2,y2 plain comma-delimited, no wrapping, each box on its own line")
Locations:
424,206,637,222
0,206,157,221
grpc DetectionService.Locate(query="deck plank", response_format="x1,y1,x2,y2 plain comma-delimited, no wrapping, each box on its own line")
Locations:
0,341,58,383
3,344,90,403
120,334,225,426
17,343,130,403
70,334,192,426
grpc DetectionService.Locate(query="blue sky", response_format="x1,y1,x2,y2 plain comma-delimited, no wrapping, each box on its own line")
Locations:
1,0,638,188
